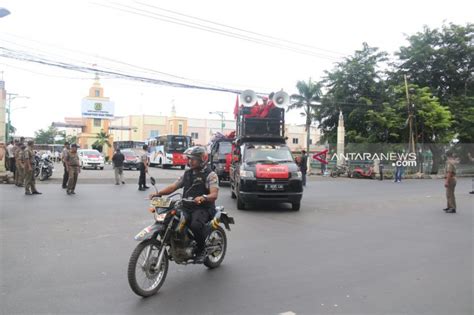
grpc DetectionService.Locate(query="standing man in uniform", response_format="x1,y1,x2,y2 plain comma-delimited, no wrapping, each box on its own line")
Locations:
112,148,125,185
66,144,81,195
23,140,42,195
138,144,150,191
443,152,457,213
15,140,25,187
300,150,308,187
7,140,16,178
61,142,70,189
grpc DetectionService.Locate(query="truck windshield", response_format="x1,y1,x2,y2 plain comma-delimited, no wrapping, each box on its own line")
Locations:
218,142,232,155
245,145,294,163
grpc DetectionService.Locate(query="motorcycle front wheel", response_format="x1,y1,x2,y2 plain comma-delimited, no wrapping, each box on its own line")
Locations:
128,239,168,297
204,227,227,269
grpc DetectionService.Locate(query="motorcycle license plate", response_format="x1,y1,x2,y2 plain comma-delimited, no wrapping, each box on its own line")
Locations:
264,184,284,191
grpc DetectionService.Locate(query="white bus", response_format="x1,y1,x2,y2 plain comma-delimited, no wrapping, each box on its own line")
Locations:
147,135,191,169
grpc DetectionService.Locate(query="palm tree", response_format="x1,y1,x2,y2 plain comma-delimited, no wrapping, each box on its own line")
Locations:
92,130,111,153
288,78,322,153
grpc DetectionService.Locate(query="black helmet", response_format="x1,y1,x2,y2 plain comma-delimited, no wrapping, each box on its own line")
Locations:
184,146,208,167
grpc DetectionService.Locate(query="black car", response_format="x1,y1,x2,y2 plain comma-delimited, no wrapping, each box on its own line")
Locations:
230,142,303,211
122,150,141,170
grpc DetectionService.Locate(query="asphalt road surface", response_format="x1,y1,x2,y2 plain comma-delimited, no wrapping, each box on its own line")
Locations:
1,176,472,315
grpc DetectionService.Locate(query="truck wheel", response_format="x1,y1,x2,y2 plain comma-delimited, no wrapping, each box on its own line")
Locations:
292,202,301,211
236,194,246,210
181,165,185,170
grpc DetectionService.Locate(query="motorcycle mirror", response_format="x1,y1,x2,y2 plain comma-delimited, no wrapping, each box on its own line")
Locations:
150,177,156,186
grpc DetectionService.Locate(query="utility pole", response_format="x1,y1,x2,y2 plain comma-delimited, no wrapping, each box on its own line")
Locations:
209,111,226,133
6,93,29,143
404,75,415,153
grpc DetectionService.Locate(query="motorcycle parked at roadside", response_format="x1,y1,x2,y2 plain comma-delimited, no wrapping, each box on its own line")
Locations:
330,164,351,178
37,154,54,181
351,165,376,179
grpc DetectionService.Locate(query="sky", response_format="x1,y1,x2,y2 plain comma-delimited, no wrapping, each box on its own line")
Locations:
0,0,472,137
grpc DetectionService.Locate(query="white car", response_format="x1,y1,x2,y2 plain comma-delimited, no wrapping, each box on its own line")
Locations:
78,149,105,170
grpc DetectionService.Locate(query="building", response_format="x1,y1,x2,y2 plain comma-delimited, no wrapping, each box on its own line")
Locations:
55,78,321,155
53,76,119,158
285,124,321,152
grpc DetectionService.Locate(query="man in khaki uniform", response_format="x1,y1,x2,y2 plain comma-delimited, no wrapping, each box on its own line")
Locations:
61,142,70,189
66,144,81,195
23,140,42,195
15,141,25,187
443,152,457,214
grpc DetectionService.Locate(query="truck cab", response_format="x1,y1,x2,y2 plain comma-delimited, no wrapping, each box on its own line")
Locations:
230,105,303,211
210,138,233,186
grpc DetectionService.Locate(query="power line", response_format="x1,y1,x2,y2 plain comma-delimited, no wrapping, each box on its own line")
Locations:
134,0,348,56
1,33,270,91
0,46,271,95
93,2,340,60
1,62,91,80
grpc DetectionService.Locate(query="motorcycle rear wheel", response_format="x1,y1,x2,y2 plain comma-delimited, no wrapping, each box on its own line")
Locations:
128,239,168,297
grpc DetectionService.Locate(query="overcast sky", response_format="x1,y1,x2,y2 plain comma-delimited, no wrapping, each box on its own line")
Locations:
1,0,472,137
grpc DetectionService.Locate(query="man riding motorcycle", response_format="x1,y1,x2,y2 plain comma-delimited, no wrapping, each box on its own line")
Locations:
149,146,219,261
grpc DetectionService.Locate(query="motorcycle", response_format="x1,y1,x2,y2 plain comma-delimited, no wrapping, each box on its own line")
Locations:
330,164,350,178
33,155,42,178
37,155,54,181
351,165,376,179
128,177,235,297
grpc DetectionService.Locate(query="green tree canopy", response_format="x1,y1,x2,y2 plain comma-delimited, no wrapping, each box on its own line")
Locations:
395,23,474,142
318,43,389,143
92,130,111,153
34,126,66,144
288,78,322,152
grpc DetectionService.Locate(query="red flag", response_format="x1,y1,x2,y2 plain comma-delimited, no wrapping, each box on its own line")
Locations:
233,95,239,119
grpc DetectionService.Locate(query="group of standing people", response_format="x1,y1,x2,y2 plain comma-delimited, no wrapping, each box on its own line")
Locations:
111,144,150,190
6,138,41,195
61,142,80,195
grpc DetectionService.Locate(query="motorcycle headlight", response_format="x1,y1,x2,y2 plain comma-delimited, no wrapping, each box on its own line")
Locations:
154,213,167,222
291,171,302,179
240,170,254,178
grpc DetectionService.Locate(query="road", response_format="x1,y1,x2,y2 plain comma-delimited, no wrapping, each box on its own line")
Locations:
1,175,472,315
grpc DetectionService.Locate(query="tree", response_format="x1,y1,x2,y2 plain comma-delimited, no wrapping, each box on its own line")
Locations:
34,126,65,144
382,84,453,173
395,23,474,142
288,78,322,152
5,124,16,141
318,43,389,143
66,135,77,145
92,130,111,153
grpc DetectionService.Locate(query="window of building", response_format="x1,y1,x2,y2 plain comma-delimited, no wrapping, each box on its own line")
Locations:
292,138,299,144
95,90,100,97
94,118,101,127
191,132,199,139
309,139,313,145
178,124,183,135
149,130,159,138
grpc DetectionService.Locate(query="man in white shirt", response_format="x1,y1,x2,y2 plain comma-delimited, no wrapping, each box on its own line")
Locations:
6,140,15,175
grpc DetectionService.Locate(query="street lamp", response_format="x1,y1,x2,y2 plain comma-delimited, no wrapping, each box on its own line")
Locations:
6,93,29,142
209,111,227,133
0,8,10,18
